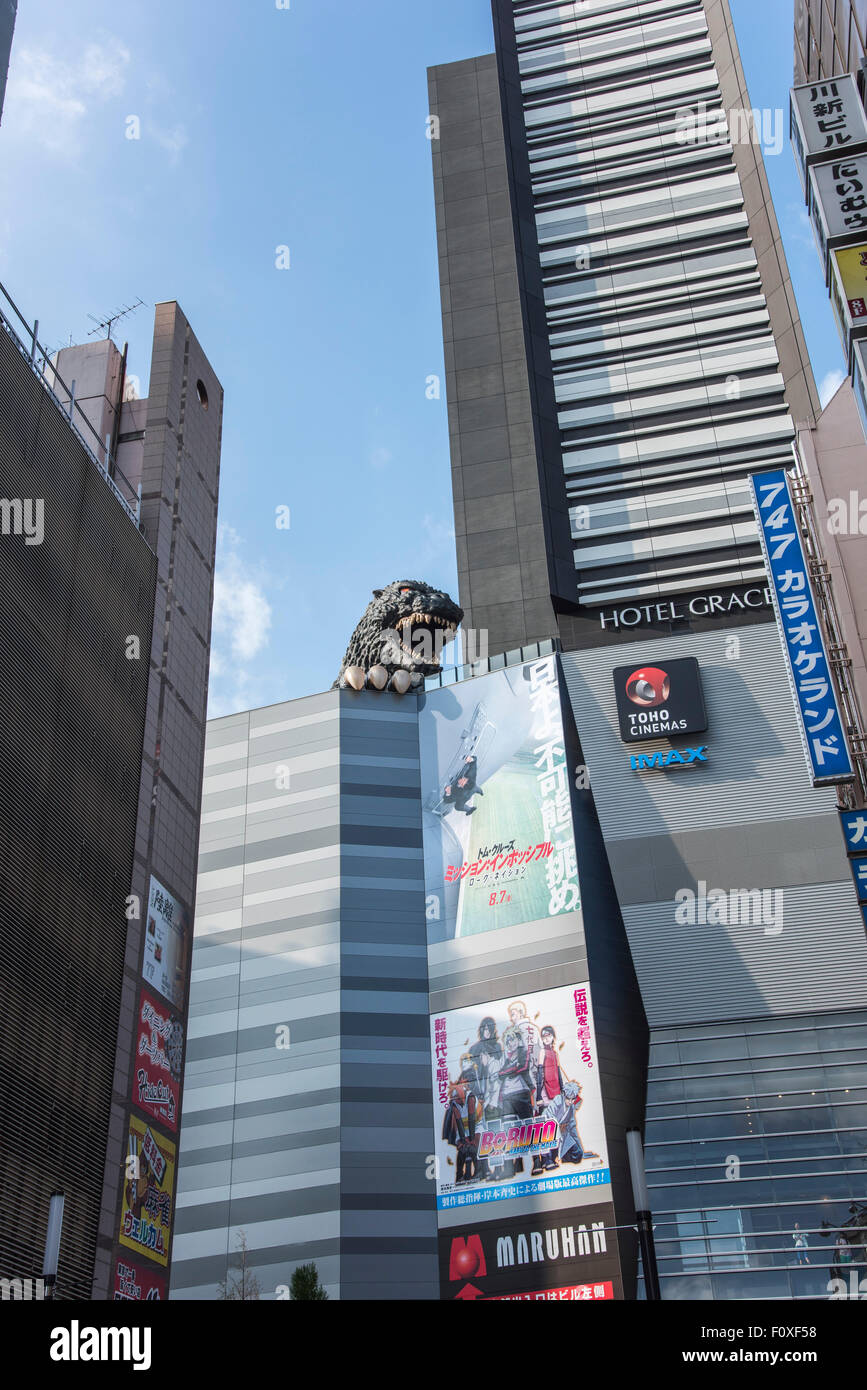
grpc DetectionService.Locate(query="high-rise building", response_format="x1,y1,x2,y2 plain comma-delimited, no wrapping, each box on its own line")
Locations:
0,288,221,1300
794,0,867,84
0,0,16,125
432,0,819,659
425,0,867,1299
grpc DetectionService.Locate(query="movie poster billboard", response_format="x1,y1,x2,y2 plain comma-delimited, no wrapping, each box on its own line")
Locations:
142,875,189,1010
118,1114,176,1268
419,655,580,943
439,1204,617,1301
431,983,610,1212
131,988,184,1133
113,1257,167,1301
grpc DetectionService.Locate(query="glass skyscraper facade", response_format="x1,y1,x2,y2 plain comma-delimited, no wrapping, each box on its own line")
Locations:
645,1011,867,1298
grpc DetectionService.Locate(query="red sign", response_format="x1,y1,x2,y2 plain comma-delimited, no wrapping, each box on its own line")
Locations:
113,1257,167,1301
488,1281,614,1301
131,988,183,1132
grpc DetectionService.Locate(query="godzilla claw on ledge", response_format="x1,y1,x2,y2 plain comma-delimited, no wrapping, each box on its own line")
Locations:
334,579,463,695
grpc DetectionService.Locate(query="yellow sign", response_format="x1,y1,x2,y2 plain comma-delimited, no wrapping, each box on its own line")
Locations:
118,1114,176,1268
834,244,867,321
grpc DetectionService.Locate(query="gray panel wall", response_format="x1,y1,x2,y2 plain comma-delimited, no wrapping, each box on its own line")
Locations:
561,625,867,1027
172,690,439,1300
172,693,342,1299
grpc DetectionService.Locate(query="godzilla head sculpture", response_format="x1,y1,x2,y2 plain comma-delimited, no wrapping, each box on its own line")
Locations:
334,579,463,694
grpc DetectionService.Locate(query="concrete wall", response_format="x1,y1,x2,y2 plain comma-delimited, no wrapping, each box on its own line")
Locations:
427,52,573,656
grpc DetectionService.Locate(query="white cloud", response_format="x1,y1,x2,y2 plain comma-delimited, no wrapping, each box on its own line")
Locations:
209,527,273,715
4,39,130,155
819,368,846,408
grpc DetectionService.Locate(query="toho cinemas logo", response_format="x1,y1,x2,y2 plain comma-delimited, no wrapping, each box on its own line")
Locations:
440,1206,612,1301
613,657,708,745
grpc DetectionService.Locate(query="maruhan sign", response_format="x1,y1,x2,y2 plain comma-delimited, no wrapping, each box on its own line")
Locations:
598,588,771,630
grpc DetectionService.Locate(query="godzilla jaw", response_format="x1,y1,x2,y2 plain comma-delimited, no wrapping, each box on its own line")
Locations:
393,612,459,669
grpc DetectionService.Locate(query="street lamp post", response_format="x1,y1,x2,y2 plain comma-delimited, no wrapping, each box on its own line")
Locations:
626,1128,661,1301
43,1193,65,1301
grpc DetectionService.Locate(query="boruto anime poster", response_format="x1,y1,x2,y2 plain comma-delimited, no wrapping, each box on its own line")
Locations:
431,983,610,1212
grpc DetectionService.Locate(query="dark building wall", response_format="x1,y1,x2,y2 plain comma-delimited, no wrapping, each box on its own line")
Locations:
428,53,574,657
0,323,157,1299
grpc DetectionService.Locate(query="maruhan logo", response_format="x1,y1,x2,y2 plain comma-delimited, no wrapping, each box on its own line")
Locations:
675,881,783,936
49,1321,151,1372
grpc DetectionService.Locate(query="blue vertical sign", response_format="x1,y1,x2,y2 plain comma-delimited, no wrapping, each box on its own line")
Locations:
839,810,867,931
750,469,854,787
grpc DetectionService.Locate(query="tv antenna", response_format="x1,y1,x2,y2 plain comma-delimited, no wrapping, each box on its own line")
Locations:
87,297,146,342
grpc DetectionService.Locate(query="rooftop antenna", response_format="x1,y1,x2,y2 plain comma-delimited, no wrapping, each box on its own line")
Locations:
86,297,145,342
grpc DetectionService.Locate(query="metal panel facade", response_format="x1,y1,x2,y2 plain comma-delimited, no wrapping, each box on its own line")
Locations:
0,324,157,1300
561,626,867,1027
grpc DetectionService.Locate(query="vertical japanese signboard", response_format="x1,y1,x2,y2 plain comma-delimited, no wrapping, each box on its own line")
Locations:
419,655,580,943
790,75,867,191
750,469,853,786
143,875,190,1010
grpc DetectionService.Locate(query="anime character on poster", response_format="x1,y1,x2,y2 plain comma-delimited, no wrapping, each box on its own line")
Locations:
442,1070,481,1183
533,1023,599,1171
467,1017,503,1181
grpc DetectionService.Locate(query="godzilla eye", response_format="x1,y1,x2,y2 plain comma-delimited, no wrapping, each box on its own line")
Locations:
400,588,411,595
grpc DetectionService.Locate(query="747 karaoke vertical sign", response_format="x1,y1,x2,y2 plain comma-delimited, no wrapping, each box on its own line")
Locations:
750,469,854,787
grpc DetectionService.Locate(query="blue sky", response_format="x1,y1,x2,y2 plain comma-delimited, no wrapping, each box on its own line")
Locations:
0,0,847,713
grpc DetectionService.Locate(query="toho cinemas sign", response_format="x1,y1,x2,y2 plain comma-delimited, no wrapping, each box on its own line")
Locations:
613,657,708,744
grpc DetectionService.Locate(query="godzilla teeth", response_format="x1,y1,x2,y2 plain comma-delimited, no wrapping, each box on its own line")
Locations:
394,613,457,633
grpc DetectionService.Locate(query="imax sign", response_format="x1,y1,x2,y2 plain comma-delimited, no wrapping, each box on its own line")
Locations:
630,746,708,772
